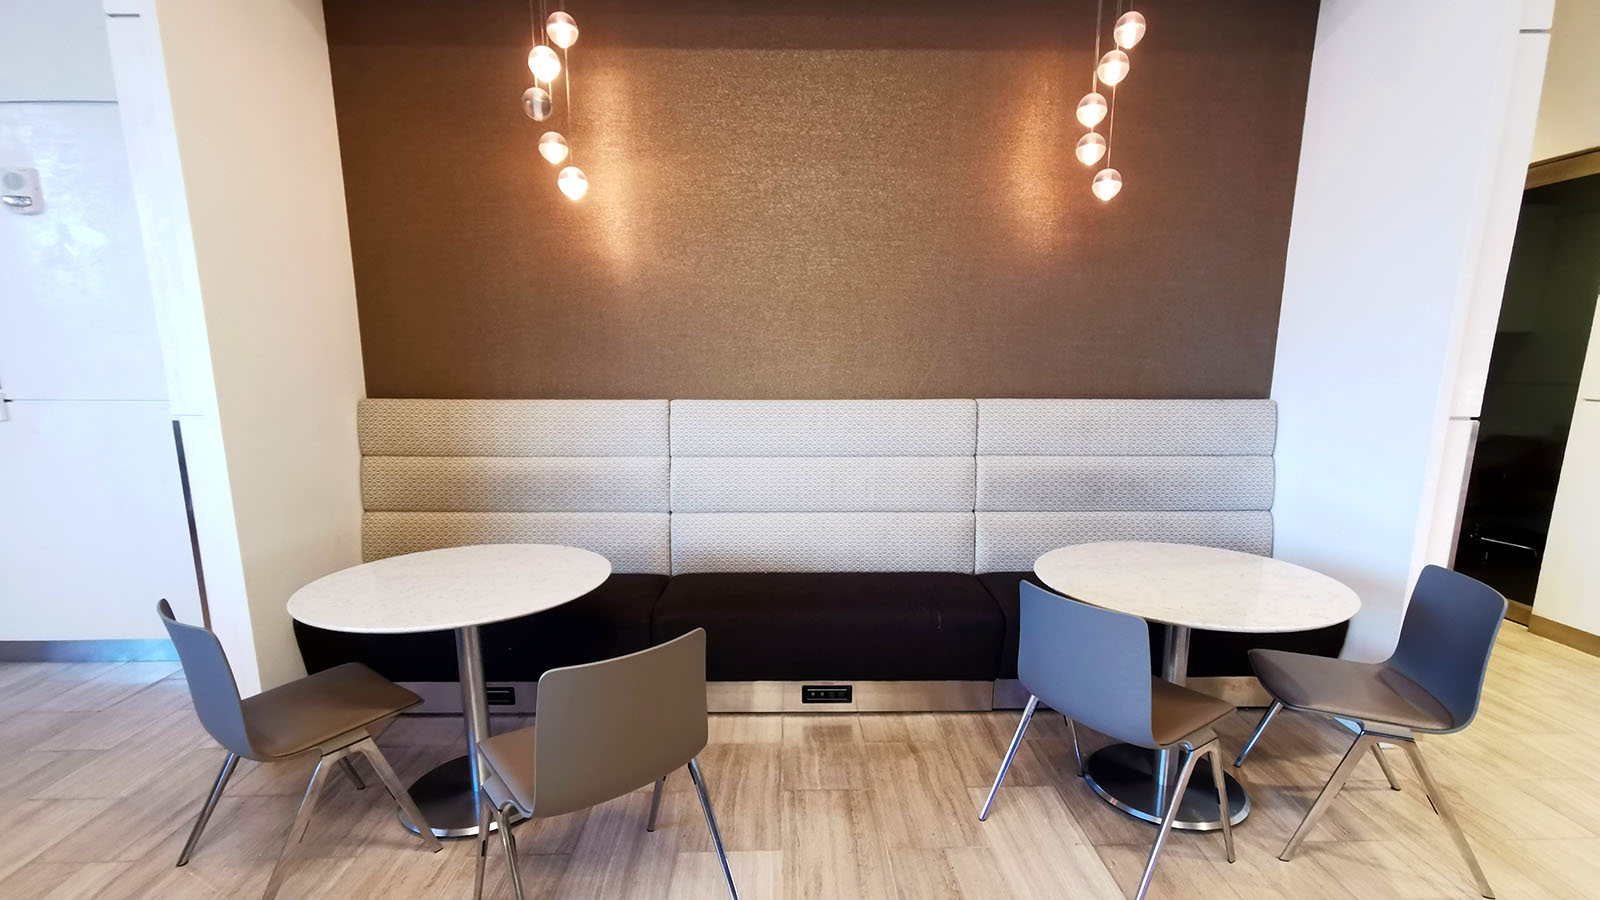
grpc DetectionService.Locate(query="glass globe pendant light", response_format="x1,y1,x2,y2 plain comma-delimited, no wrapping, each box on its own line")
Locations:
1075,132,1107,166
521,86,552,121
557,165,588,200
546,11,579,49
1092,167,1123,201
1097,49,1130,86
1113,11,1147,49
538,132,569,164
1076,92,1108,128
528,44,561,82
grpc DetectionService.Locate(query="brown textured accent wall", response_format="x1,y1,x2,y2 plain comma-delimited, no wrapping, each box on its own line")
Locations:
325,0,1319,399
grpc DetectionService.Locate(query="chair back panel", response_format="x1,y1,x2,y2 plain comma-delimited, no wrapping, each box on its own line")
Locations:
531,629,709,818
1018,582,1158,748
1389,566,1506,733
157,600,256,757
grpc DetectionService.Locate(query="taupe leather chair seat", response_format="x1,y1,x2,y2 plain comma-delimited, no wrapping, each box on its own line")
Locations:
241,663,423,759
1150,678,1235,746
478,725,538,812
1248,649,1453,732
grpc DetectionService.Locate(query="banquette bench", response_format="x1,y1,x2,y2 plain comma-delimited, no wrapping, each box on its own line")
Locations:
294,399,1346,712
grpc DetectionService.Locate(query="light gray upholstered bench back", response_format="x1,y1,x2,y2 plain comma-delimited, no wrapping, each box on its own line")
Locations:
356,398,1275,576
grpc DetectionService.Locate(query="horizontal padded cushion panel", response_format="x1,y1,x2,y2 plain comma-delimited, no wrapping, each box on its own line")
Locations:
362,511,671,574
295,574,667,682
671,512,975,574
977,456,1272,511
362,457,668,512
654,573,1003,680
975,511,1272,573
672,457,974,512
359,399,668,457
977,399,1276,456
978,572,1346,678
670,399,976,457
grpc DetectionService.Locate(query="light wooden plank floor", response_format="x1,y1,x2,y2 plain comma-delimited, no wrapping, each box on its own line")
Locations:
3,624,1597,899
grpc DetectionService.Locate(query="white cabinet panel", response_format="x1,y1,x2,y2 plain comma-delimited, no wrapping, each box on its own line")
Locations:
1535,400,1600,636
0,0,117,102
0,102,167,401
0,399,200,640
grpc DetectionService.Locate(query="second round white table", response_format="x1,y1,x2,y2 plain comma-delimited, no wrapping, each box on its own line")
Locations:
1033,541,1359,831
288,544,611,838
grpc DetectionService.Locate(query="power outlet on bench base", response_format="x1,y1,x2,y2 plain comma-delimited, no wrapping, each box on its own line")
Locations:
801,684,853,704
485,686,518,706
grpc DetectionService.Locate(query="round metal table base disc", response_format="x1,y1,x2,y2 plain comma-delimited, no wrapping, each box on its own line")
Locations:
1083,743,1250,832
397,755,525,838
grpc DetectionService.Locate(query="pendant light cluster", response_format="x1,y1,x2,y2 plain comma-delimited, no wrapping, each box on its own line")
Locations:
1076,2,1146,202
522,4,586,200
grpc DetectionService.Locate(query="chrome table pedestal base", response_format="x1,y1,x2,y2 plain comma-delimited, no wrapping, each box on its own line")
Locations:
1084,743,1249,831
399,755,524,838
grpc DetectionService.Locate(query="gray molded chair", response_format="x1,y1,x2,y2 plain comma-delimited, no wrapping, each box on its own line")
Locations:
1232,565,1504,898
471,628,737,900
158,600,441,899
981,583,1236,900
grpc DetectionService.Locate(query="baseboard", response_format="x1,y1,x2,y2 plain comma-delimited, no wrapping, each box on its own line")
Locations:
0,639,178,662
1528,614,1600,658
1505,599,1533,626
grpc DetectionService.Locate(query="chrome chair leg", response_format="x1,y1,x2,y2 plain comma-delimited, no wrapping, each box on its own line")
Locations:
1136,746,1202,900
337,756,366,790
647,775,667,832
1234,700,1283,767
350,737,442,851
473,790,491,900
1371,743,1402,791
689,757,739,900
1205,741,1236,863
492,802,526,900
1400,739,1494,898
980,694,1038,821
261,751,336,900
1066,716,1085,777
1280,732,1376,861
177,751,238,867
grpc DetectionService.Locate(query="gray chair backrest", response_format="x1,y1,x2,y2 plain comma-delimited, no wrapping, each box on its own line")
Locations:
157,600,256,758
530,628,709,818
1388,566,1506,733
1018,582,1159,749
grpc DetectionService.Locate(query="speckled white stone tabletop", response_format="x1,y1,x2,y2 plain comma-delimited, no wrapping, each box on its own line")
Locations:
288,544,612,634
1033,541,1359,633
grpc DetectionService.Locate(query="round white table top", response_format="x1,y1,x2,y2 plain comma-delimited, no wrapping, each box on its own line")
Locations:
1033,541,1359,634
288,544,612,635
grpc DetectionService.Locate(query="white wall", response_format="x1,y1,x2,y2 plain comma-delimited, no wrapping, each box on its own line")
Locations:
1273,0,1549,660
1531,0,1600,161
105,0,367,691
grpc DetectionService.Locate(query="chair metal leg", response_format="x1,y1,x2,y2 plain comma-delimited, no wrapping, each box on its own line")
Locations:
1136,746,1202,900
1066,716,1086,777
337,756,366,790
1279,732,1376,861
1371,743,1402,791
491,802,526,900
261,751,336,900
1206,741,1236,863
176,751,238,867
1400,739,1495,898
1234,700,1283,768
980,694,1038,821
473,790,491,900
688,758,739,900
350,737,443,852
647,775,667,832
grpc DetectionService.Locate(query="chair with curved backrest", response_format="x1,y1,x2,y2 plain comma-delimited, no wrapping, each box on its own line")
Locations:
980,582,1236,900
1231,565,1504,898
158,600,441,899
470,628,737,900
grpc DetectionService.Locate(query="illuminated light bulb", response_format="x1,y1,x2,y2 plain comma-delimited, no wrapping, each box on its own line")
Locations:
522,86,552,121
1097,49,1130,86
528,44,561,82
1075,132,1107,166
557,165,588,200
1092,167,1123,201
538,131,569,164
1114,11,1147,49
546,11,579,49
1076,92,1108,128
